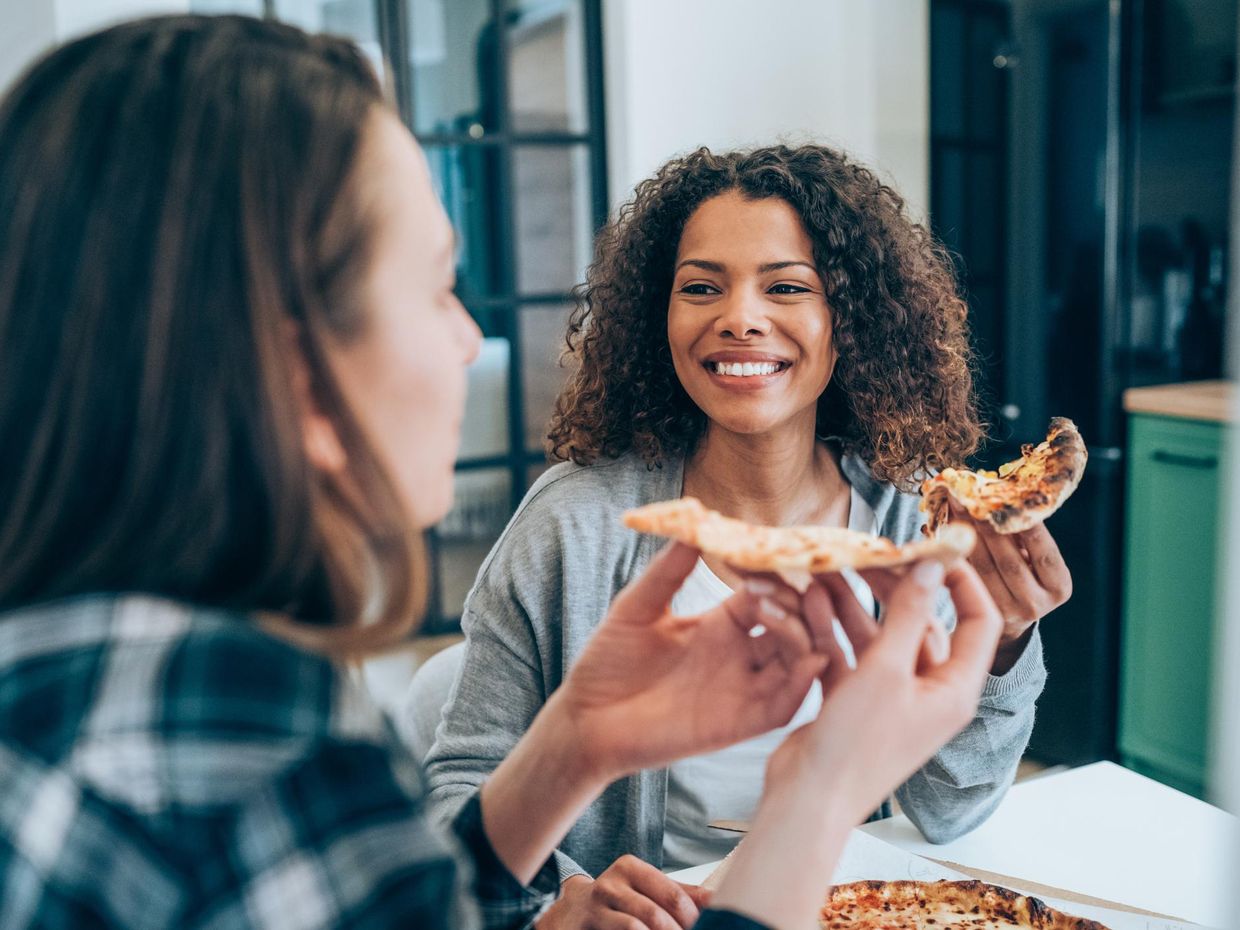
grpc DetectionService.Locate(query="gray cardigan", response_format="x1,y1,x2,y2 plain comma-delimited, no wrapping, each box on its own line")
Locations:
424,452,1047,881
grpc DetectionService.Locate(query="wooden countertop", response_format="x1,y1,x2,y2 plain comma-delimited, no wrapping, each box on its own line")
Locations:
1122,380,1236,423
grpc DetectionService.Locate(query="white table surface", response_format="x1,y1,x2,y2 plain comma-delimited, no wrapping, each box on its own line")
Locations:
668,762,1236,928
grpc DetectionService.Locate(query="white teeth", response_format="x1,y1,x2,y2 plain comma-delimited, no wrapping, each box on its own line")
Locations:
711,361,781,377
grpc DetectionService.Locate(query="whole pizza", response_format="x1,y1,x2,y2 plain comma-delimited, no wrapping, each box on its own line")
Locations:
820,880,1109,930
920,418,1088,536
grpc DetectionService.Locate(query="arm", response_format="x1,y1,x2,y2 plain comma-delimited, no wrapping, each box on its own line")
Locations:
895,509,1063,843
422,538,593,884
213,737,554,930
896,622,1046,843
710,562,1005,930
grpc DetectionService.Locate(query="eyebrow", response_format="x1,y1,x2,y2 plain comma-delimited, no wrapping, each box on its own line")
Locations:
674,259,817,274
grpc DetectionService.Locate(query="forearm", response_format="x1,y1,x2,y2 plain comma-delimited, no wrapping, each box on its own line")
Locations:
709,779,854,930
898,625,1046,842
480,693,613,885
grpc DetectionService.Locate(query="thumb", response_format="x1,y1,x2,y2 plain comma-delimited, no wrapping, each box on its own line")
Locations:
678,882,713,909
609,542,700,624
872,559,945,664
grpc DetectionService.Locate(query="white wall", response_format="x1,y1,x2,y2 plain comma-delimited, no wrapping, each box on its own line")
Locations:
0,0,188,95
0,2,57,95
602,0,929,218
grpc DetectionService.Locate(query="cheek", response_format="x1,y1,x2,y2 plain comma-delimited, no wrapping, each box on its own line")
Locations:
334,319,465,525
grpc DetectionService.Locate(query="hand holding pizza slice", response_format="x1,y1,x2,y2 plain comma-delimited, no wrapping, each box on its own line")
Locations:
919,418,1084,670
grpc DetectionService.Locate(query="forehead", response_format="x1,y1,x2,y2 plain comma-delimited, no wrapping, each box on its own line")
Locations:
360,111,453,255
677,191,813,260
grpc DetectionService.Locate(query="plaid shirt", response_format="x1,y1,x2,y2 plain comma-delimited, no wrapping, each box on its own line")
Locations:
0,595,764,930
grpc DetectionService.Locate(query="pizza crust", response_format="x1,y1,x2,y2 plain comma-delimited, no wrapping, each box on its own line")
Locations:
921,418,1088,536
622,498,976,593
821,880,1111,930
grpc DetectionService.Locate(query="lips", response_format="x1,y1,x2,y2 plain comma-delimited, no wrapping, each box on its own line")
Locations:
701,352,792,379
706,360,788,377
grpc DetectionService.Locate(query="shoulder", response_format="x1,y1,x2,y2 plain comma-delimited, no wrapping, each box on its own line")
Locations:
841,453,927,545
522,453,683,520
474,453,682,581
36,595,390,812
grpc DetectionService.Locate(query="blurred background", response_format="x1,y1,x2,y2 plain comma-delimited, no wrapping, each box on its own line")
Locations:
2,0,1237,810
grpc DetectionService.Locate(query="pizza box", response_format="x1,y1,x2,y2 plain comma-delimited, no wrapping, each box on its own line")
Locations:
669,829,1208,930
859,763,1235,928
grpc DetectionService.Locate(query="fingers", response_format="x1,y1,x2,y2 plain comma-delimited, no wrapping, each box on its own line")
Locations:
677,883,713,911
974,522,1044,620
926,563,1004,693
609,542,702,624
732,570,803,617
751,596,813,671
718,585,813,675
1018,524,1073,603
867,560,946,665
950,502,1070,622
802,583,850,693
820,573,878,655
799,579,842,654
750,652,828,726
600,856,702,930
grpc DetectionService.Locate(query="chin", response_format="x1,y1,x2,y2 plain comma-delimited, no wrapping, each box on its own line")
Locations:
406,481,455,532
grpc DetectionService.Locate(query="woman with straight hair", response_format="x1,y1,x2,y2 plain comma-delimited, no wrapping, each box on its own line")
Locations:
0,14,1003,930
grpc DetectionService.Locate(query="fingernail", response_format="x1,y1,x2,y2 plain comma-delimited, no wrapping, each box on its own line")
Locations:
744,578,777,597
759,597,788,620
748,623,768,639
912,560,945,588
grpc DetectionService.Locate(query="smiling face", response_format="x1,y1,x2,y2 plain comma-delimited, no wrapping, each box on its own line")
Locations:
667,190,836,441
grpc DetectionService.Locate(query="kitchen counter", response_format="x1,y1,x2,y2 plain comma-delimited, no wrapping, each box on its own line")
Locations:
1122,380,1235,423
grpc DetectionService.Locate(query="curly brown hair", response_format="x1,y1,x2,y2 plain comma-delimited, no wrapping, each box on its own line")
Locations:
546,144,986,490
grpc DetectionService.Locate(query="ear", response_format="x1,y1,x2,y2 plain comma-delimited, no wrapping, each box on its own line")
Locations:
286,321,348,475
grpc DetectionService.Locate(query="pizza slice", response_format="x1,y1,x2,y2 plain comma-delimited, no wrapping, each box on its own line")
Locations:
920,418,1088,536
622,497,975,593
820,879,1110,930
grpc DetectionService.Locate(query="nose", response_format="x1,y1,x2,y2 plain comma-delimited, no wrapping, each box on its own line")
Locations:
456,297,483,366
714,290,771,340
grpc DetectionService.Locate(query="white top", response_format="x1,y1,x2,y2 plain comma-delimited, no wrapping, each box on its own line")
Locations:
662,486,878,869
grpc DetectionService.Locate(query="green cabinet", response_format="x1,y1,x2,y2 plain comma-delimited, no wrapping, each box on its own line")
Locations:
1119,414,1225,798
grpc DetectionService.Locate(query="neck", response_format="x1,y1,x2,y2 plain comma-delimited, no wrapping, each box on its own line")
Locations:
683,420,849,527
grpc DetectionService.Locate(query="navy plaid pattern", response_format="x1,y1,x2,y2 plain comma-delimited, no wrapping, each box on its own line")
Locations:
0,595,558,929
0,595,764,930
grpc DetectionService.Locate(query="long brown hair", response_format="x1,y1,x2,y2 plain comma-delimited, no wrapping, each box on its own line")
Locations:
547,145,985,490
0,15,424,655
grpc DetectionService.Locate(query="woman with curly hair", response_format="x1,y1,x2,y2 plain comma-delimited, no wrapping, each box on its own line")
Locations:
424,145,1068,930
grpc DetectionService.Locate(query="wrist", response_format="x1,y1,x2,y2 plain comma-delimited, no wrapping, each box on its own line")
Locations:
710,778,854,929
991,622,1035,675
535,691,623,791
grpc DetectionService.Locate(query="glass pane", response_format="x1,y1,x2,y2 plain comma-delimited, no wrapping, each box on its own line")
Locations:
513,145,593,294
436,468,512,618
459,336,511,461
507,0,588,133
424,145,506,302
191,0,265,14
930,4,965,139
932,146,965,259
272,0,383,73
966,11,1004,142
527,460,552,491
410,0,497,137
965,152,999,279
519,303,577,452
